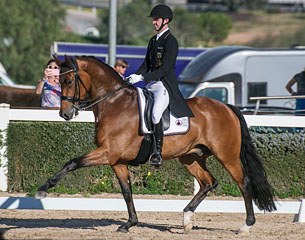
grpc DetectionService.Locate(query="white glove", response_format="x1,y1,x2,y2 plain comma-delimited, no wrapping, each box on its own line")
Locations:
127,74,144,84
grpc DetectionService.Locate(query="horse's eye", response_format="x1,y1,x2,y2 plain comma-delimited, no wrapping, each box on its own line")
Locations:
67,80,73,85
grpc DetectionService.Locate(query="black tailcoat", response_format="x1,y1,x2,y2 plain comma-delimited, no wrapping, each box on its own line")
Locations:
136,30,194,118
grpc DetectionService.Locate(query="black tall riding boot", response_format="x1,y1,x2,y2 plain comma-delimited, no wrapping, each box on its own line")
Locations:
149,121,163,167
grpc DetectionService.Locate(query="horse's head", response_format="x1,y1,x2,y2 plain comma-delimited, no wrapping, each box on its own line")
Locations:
55,55,91,120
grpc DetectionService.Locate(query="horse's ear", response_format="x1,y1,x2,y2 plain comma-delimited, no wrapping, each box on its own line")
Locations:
64,55,79,70
65,55,74,69
71,56,79,70
52,54,62,66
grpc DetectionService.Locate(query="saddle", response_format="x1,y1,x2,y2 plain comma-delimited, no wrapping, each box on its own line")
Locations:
129,87,190,167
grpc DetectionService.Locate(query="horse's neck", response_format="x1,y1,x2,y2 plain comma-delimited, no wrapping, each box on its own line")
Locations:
87,68,133,113
87,64,123,97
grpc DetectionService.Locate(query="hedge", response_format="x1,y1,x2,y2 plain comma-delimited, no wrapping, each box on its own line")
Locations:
4,122,305,198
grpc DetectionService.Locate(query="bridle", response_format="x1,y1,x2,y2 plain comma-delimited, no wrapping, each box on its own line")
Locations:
60,67,130,111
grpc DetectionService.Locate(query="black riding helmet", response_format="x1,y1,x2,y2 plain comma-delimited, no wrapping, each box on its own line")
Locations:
148,4,173,23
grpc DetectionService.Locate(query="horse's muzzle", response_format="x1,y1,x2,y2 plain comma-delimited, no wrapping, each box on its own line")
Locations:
60,108,76,121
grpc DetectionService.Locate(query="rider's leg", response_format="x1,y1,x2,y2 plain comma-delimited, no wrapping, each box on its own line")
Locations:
150,120,163,166
146,81,169,166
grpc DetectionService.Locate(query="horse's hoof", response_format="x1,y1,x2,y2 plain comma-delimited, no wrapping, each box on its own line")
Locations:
238,224,252,235
35,191,47,199
116,226,128,233
184,223,192,233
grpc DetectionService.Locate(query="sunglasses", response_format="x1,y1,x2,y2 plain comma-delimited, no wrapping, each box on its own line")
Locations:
120,65,127,69
47,65,59,69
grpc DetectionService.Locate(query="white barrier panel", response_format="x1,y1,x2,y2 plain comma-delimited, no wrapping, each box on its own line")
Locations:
244,115,305,128
0,197,300,214
8,108,95,122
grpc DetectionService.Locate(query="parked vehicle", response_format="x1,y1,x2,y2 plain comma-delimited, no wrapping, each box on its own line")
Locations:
178,46,305,113
0,62,35,89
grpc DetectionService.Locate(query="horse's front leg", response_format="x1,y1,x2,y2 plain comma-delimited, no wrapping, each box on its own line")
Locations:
112,164,138,232
35,155,86,199
35,147,111,199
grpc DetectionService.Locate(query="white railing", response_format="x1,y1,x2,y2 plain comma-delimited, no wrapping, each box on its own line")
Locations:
1,103,305,192
250,95,305,115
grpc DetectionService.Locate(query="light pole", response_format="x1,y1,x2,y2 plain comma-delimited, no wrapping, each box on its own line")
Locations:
108,0,117,67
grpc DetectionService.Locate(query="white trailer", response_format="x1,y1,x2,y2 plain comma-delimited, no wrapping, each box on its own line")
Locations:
178,46,305,112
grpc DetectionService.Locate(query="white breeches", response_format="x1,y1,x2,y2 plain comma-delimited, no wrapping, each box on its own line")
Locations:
145,81,169,124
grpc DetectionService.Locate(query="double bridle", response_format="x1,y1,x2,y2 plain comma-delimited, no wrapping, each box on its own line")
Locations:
60,67,130,111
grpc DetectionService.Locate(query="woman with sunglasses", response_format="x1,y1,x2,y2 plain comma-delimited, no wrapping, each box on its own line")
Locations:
113,59,129,79
36,59,61,108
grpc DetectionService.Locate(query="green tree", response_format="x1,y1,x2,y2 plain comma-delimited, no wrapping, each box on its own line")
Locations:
172,9,232,47
98,0,152,46
171,8,202,47
0,0,66,85
98,2,231,48
200,13,232,45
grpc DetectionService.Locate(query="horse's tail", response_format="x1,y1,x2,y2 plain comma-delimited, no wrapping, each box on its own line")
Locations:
227,104,276,212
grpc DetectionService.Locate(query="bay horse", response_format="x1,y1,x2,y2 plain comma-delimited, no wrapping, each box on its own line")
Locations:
0,86,40,108
35,55,276,234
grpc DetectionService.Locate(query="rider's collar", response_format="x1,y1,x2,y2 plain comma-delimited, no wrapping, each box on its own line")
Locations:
156,28,169,41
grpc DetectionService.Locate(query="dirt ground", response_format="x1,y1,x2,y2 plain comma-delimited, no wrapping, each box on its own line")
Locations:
0,209,304,240
0,193,303,239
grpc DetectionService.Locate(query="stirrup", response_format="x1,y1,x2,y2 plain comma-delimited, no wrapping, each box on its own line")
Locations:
149,152,163,167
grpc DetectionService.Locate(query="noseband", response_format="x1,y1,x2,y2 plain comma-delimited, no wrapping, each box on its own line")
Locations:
60,67,130,111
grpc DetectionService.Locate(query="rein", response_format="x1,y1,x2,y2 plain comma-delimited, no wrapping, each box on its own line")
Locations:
76,81,130,111
60,67,130,111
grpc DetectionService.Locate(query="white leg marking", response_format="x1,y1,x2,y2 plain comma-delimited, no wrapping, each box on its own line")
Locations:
238,224,252,235
183,211,193,233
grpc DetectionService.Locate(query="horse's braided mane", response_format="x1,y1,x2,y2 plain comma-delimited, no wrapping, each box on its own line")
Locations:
76,55,127,84
77,55,114,72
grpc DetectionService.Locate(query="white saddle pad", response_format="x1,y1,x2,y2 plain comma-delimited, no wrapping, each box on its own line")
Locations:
136,88,189,136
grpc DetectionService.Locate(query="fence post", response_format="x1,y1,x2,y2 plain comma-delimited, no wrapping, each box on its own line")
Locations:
296,198,305,222
0,103,10,191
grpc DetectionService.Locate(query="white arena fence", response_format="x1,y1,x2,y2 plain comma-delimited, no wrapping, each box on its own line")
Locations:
1,103,305,192
0,103,305,216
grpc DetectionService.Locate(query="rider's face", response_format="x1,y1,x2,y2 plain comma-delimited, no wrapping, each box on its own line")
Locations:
152,17,168,32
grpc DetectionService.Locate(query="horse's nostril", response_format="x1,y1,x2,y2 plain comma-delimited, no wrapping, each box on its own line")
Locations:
63,114,69,120
60,110,72,121
63,113,72,120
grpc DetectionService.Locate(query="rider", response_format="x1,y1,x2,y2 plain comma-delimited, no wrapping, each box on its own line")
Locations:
128,4,194,167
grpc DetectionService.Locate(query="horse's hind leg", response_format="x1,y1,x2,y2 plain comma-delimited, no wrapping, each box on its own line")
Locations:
179,154,218,233
216,154,255,234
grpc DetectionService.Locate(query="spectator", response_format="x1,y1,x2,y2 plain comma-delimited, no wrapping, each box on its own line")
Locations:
113,59,129,79
36,59,61,108
286,68,305,115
